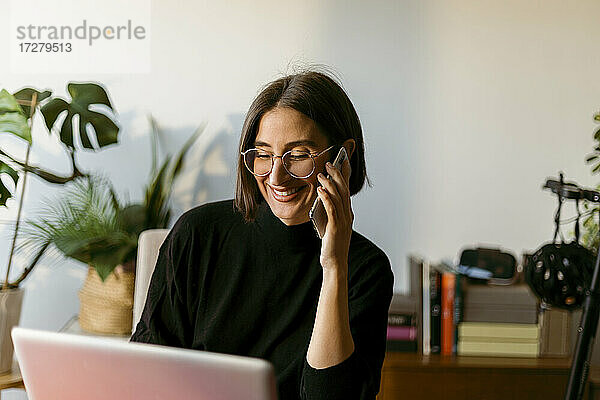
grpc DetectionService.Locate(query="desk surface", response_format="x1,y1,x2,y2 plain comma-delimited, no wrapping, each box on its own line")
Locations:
383,352,600,380
379,353,600,400
0,361,23,391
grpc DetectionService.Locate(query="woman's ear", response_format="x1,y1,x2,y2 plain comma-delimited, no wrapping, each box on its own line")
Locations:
343,139,356,159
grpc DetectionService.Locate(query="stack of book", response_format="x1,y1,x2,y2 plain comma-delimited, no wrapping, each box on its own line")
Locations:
405,254,572,358
462,283,538,325
457,322,540,357
457,283,540,357
386,293,418,352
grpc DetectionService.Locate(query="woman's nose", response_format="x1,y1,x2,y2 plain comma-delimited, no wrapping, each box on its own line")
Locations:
268,157,289,185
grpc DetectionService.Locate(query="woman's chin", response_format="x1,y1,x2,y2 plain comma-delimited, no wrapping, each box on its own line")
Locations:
261,187,309,224
268,202,311,226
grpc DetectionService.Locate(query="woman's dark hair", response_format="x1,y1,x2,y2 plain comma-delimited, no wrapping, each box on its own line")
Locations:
235,70,369,221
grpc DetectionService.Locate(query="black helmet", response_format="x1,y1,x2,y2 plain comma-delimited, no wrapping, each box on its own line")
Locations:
524,241,595,310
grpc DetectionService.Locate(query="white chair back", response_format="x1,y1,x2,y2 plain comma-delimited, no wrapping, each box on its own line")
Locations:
133,229,169,332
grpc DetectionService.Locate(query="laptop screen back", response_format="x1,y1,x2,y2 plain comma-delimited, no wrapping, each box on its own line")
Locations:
12,327,277,400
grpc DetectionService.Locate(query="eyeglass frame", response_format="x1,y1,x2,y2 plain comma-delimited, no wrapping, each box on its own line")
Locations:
241,144,338,179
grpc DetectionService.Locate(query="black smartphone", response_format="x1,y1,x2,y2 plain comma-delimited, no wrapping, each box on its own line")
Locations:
309,147,349,239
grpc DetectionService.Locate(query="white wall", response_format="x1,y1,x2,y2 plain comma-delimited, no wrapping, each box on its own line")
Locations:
1,1,600,396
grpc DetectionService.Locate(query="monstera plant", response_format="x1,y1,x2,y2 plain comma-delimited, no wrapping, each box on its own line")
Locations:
0,83,120,288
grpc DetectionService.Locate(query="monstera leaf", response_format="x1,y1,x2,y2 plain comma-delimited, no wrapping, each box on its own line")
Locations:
0,162,19,207
0,89,30,143
40,83,119,150
13,88,52,118
0,89,31,206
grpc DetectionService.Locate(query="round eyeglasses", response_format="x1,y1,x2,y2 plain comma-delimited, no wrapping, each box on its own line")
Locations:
241,145,336,179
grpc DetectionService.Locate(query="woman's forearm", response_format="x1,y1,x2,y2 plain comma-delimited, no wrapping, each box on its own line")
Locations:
306,266,355,369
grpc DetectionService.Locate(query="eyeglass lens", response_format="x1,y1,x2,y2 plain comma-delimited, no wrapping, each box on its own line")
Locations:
244,150,315,178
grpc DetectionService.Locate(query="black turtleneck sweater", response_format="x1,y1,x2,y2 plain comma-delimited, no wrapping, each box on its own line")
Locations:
131,199,393,400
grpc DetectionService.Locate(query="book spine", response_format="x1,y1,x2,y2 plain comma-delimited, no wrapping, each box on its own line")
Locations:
458,322,540,340
463,307,538,324
441,272,456,355
387,326,417,341
422,261,431,355
452,274,465,355
430,268,442,354
388,313,414,327
463,285,538,307
539,307,571,357
457,339,539,357
409,256,424,354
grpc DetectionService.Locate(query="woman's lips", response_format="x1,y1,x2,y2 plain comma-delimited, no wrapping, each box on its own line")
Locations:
268,185,305,202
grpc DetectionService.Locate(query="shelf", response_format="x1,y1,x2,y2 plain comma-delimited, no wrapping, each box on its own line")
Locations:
378,352,597,400
383,352,574,370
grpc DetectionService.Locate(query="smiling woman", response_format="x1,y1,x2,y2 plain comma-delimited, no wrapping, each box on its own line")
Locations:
235,72,369,223
248,108,339,225
131,70,394,400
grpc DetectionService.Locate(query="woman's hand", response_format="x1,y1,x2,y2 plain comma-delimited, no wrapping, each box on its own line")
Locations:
308,156,355,369
316,157,353,272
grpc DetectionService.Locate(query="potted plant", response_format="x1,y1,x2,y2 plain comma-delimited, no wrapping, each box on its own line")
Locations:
0,83,120,372
18,118,203,335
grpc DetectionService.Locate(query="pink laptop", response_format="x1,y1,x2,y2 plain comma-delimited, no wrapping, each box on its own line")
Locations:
12,327,277,400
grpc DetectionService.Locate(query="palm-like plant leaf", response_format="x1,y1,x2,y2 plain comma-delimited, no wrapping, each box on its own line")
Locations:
144,156,172,229
40,83,119,150
19,176,136,281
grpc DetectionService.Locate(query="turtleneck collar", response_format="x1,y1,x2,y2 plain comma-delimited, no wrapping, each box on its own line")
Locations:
255,201,320,250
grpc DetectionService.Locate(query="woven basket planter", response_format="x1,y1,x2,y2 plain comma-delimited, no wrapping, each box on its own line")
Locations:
0,288,23,374
78,265,135,335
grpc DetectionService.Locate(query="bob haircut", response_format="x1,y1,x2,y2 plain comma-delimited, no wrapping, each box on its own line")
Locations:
235,70,369,221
